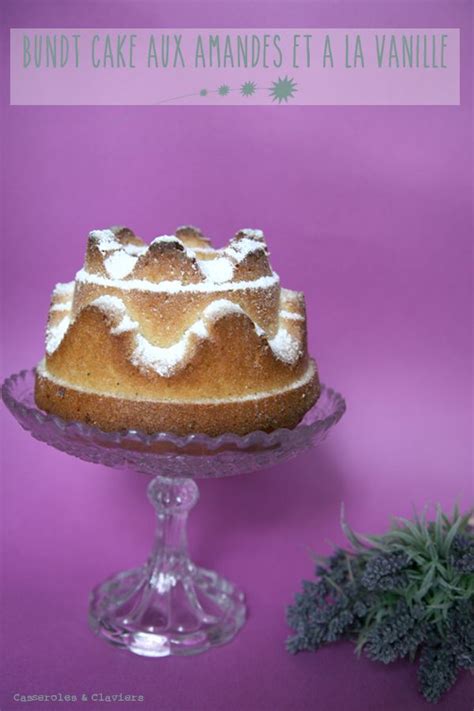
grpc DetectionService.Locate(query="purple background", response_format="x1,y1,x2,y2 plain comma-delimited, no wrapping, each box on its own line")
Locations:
1,2,472,710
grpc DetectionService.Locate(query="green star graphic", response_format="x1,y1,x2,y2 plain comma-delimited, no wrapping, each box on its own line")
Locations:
199,88,208,96
269,76,297,103
240,81,257,97
218,84,230,96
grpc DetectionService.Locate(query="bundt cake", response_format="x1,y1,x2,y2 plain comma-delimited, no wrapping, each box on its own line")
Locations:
34,226,320,436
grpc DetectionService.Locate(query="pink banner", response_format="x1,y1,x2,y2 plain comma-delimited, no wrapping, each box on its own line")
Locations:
10,28,460,106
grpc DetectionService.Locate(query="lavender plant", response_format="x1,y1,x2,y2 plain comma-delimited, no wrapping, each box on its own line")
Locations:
286,505,474,703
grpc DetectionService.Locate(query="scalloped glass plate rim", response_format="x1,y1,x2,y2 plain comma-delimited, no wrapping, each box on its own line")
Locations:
1,368,346,452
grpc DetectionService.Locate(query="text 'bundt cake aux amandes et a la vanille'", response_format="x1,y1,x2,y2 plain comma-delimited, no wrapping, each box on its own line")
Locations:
34,226,321,436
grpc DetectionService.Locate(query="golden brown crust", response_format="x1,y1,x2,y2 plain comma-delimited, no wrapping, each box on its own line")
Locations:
232,249,272,281
35,362,320,437
71,281,281,344
175,225,211,248
46,305,308,400
37,226,320,436
110,226,143,245
132,239,202,284
85,228,146,275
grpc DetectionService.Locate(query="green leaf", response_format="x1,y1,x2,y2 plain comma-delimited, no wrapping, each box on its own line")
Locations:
434,560,448,578
443,513,466,554
434,504,444,549
396,518,427,545
414,564,436,601
340,504,376,551
404,550,426,565
384,529,423,550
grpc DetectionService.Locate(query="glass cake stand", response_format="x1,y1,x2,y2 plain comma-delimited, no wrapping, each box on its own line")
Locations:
2,369,346,657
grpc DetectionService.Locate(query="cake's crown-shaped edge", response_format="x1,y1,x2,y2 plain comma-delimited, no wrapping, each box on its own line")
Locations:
85,226,272,287
88,225,267,252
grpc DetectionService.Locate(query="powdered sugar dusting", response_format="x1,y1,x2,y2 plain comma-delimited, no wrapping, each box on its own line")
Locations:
90,295,139,334
76,268,279,294
89,229,117,253
150,235,198,262
190,319,208,339
203,299,244,321
103,251,138,280
269,329,302,364
91,294,127,317
151,235,184,247
90,229,146,260
123,243,146,257
46,284,74,353
53,282,74,297
239,228,264,240
197,236,265,284
46,316,71,355
111,316,138,335
129,300,249,376
132,329,202,377
281,310,304,321
228,237,265,262
198,257,235,284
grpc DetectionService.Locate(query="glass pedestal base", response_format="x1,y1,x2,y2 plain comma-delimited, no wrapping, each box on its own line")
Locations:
89,475,245,657
2,370,346,658
89,565,246,657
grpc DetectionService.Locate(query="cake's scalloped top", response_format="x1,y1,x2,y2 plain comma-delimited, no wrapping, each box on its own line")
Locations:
84,226,272,289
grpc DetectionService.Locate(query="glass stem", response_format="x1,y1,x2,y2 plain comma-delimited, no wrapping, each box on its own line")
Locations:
146,475,199,587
